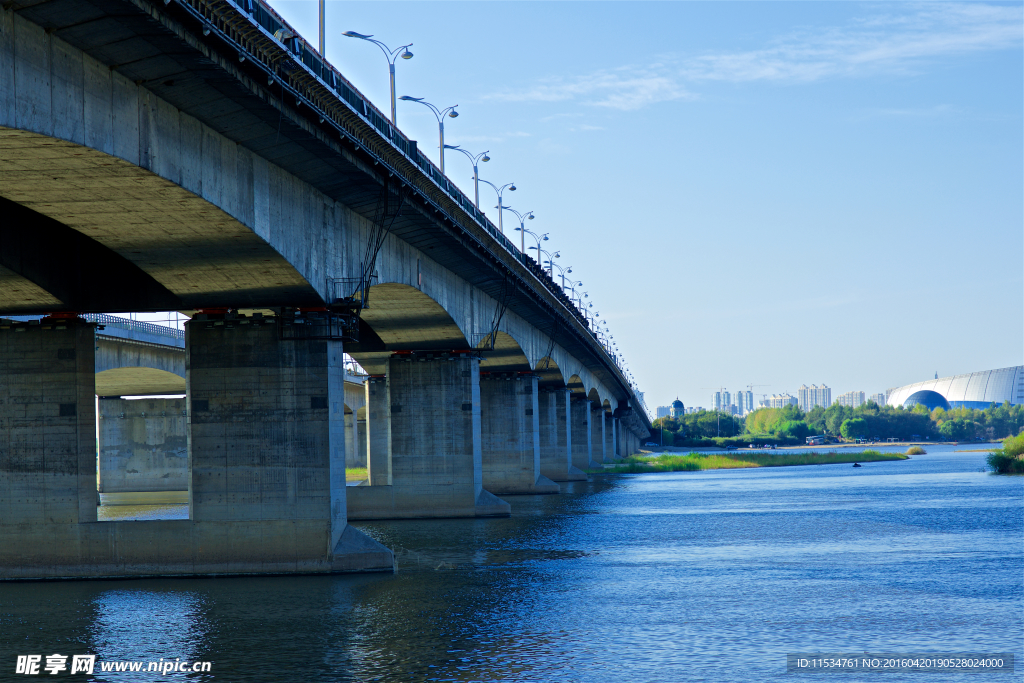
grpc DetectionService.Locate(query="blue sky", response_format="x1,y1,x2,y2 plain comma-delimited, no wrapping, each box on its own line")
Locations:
261,0,1022,411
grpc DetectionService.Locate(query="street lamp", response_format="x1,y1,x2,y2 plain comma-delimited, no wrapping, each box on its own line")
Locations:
530,246,560,277
504,208,534,254
519,228,548,262
444,145,489,208
548,262,573,289
342,31,413,125
399,96,458,173
564,278,583,298
478,179,515,234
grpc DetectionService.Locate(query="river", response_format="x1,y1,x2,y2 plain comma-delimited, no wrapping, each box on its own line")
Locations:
2,445,1020,681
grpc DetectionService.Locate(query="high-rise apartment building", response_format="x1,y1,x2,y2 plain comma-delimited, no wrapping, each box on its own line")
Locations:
798,384,832,412
836,391,866,408
712,391,731,412
656,406,671,419
763,393,798,409
869,393,886,406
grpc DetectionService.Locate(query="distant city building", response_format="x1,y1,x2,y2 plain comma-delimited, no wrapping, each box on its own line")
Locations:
671,398,685,418
869,393,886,406
763,393,798,409
743,390,754,414
798,384,832,412
685,407,702,414
712,390,731,412
656,406,671,419
836,391,866,408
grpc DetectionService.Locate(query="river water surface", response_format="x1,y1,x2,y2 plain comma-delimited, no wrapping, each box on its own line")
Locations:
2,446,1021,682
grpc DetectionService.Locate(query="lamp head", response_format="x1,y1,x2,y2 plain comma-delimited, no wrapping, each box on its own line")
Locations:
514,227,521,232
527,213,534,220
344,31,371,38
542,234,549,241
401,49,413,59
552,252,560,258
567,268,572,274
509,184,516,192
399,95,422,101
448,108,459,118
481,154,490,162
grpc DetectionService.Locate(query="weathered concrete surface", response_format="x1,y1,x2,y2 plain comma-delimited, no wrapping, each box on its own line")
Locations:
97,397,187,492
591,404,606,466
343,379,365,469
0,317,393,579
480,373,558,495
365,375,391,486
347,354,510,519
570,397,594,473
539,388,586,482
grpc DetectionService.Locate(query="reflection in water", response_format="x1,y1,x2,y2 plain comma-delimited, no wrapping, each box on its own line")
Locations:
90,591,209,681
0,446,1020,682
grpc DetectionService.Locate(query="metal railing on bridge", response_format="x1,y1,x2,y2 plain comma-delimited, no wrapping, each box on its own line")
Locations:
84,314,185,342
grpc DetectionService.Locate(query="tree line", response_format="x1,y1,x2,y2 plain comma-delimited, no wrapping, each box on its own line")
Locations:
652,401,1024,446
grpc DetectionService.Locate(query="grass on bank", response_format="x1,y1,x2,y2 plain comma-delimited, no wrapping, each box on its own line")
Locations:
594,450,908,474
987,433,1024,474
345,467,368,483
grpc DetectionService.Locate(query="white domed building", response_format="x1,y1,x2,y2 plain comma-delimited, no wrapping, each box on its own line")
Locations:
886,366,1024,411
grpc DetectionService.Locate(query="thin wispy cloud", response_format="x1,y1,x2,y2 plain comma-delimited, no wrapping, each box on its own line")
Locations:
485,3,1022,111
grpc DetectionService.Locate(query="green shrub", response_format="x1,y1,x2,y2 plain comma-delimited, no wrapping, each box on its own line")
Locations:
987,433,1024,474
906,446,926,455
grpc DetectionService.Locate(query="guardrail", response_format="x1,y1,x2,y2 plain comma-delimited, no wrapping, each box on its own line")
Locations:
84,314,185,341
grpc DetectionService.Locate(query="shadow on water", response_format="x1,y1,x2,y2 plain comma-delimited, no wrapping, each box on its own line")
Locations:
1,456,1021,682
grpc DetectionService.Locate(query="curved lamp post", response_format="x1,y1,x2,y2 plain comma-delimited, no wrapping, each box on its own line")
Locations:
530,246,560,277
444,145,489,208
342,31,413,125
548,262,573,290
478,178,515,234
399,96,458,173
504,208,534,254
519,227,548,262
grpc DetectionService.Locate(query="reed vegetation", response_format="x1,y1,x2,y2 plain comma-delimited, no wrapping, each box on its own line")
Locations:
906,446,926,455
597,450,907,474
986,433,1024,474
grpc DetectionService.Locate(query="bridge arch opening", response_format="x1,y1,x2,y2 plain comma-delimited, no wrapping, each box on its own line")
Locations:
567,374,587,396
348,282,471,375
0,128,319,314
535,356,566,389
95,367,186,397
477,331,531,373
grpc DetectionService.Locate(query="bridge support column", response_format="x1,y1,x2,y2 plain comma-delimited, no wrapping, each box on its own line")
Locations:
187,318,391,573
97,397,187,493
610,417,619,460
540,388,586,481
0,319,99,577
357,411,368,470
365,376,391,485
591,404,607,465
570,396,595,472
347,352,510,519
480,374,558,495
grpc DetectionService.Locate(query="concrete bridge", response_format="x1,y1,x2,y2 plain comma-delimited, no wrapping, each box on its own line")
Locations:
0,0,651,579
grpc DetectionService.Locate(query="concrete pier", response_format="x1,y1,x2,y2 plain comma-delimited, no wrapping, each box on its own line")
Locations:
540,388,586,481
0,317,393,579
347,352,510,519
365,375,391,486
97,397,187,493
570,396,595,472
591,404,607,465
480,373,559,495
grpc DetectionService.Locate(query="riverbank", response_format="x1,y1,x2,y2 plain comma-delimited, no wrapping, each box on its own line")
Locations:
594,449,908,474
